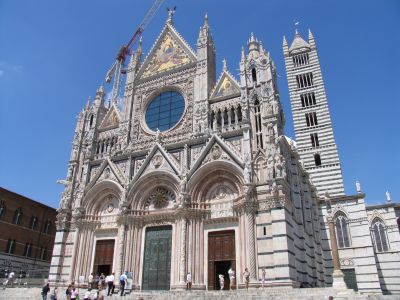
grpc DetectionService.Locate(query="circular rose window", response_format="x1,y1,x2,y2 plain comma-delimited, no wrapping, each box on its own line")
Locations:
145,91,185,132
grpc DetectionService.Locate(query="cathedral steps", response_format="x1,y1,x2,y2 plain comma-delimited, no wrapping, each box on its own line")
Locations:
0,287,398,300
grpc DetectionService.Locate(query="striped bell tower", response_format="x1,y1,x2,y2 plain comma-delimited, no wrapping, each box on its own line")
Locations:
283,29,345,196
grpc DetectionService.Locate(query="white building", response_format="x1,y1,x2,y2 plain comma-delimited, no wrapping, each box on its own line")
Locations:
49,13,400,294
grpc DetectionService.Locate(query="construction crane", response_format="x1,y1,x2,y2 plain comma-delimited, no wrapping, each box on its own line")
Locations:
105,0,165,102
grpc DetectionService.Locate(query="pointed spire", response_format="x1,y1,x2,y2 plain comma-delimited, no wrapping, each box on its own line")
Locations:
222,58,227,71
248,32,260,54
308,29,315,47
259,41,264,54
241,46,246,62
86,97,91,110
166,7,176,25
204,12,209,28
289,29,310,51
283,35,287,46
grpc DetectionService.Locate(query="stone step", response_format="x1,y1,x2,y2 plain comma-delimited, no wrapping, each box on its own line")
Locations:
0,287,397,300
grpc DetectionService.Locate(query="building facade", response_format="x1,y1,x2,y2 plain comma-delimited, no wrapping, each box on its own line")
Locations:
50,13,400,294
0,187,57,280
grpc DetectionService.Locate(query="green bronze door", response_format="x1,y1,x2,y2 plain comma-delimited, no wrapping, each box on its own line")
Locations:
142,226,172,290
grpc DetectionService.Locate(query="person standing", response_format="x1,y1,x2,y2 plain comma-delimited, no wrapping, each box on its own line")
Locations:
219,274,224,290
228,267,235,290
107,272,115,296
83,290,91,300
51,287,58,300
88,273,94,290
261,268,266,288
65,285,72,300
243,268,250,290
41,283,50,300
186,272,192,291
119,272,127,296
70,287,78,300
94,274,100,289
8,271,15,288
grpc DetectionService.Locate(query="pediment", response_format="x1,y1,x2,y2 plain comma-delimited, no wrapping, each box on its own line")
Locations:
210,71,240,100
99,104,120,130
133,143,181,181
189,134,244,178
138,24,196,80
86,158,127,191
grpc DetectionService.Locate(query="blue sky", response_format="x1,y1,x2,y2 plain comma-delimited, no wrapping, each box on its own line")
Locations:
0,0,399,208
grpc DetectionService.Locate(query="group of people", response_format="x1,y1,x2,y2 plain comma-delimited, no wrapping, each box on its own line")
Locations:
41,271,130,300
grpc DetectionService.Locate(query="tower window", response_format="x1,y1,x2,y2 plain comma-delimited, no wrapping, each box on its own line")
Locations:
314,154,321,166
89,115,94,127
310,133,319,147
296,72,314,88
251,68,257,83
263,226,267,236
300,92,316,107
305,112,318,127
254,99,263,148
293,53,309,67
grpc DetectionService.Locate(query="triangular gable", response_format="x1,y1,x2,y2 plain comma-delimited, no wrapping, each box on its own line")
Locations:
99,104,120,130
132,143,181,182
188,134,244,178
139,24,196,79
210,71,240,100
86,158,127,191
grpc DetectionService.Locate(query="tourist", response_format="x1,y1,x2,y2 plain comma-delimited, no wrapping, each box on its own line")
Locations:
228,267,235,290
83,290,91,300
119,271,128,296
243,268,250,290
94,274,100,288
219,274,224,290
70,287,78,300
65,284,72,300
99,273,105,287
261,268,266,288
8,271,15,288
186,272,192,290
107,272,115,296
41,283,50,300
88,273,94,290
51,286,58,300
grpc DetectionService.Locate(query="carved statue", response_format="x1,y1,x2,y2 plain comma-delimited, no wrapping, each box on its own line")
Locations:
386,191,391,202
243,154,252,183
180,173,188,194
355,181,361,193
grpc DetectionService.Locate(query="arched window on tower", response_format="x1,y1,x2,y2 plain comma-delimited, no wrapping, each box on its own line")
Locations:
254,99,263,149
251,68,257,83
314,154,322,166
89,115,94,127
371,218,389,252
335,212,351,248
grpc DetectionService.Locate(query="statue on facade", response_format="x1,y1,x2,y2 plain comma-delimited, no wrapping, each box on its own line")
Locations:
243,154,252,184
386,191,391,203
355,181,361,193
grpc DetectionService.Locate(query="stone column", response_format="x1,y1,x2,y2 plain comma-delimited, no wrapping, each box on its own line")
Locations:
244,202,257,283
327,216,346,289
116,222,126,280
179,217,187,285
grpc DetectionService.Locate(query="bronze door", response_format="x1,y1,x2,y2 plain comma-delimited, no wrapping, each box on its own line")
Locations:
142,226,172,290
93,239,115,275
208,230,235,290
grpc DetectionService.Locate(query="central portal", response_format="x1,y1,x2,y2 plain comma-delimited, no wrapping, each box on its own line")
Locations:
208,230,236,290
142,225,172,290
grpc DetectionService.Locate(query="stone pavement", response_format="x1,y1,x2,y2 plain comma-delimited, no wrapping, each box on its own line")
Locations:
0,287,399,300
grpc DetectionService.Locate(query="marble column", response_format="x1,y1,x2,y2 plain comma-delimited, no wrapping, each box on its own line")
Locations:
116,222,126,280
179,218,187,285
244,202,257,283
327,216,346,289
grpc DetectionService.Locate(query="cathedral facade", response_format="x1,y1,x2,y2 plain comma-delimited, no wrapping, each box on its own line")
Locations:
49,13,400,294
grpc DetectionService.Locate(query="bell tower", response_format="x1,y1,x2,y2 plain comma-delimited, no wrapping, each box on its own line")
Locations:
283,29,344,196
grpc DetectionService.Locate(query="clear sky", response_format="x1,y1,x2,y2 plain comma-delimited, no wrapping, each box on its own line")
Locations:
0,0,399,209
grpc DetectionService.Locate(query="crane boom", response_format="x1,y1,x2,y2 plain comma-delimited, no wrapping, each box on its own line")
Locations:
105,0,165,99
